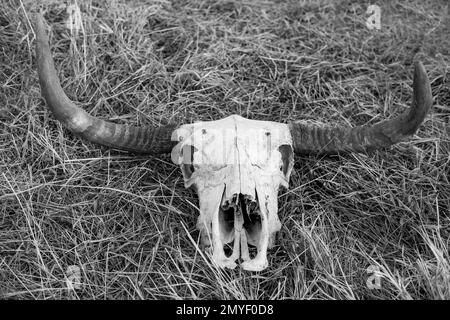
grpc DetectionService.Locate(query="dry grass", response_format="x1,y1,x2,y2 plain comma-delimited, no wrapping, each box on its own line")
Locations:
1,0,449,299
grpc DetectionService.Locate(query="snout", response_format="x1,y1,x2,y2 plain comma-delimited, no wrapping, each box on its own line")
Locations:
206,192,271,271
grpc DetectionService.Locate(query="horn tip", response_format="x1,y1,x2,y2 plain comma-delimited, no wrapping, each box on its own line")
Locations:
413,60,428,84
412,59,433,112
34,11,46,36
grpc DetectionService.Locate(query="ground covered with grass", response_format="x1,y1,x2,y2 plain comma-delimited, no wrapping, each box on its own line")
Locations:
1,0,449,299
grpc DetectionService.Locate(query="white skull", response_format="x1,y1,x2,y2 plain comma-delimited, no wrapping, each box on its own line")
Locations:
172,115,294,271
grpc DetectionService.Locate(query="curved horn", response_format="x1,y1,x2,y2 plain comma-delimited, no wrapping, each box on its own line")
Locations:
35,13,177,154
289,61,433,154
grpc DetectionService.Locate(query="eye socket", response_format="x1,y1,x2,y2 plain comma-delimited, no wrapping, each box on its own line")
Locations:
278,144,293,176
181,145,197,179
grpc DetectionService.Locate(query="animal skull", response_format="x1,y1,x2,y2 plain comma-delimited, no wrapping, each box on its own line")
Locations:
171,115,294,270
33,14,433,271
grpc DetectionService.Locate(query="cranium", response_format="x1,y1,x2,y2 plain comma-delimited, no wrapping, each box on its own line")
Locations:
34,14,433,271
171,116,294,270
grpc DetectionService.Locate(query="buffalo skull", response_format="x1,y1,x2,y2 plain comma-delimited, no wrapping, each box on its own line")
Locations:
34,14,433,271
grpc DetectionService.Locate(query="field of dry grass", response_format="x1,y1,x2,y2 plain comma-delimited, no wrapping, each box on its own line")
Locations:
1,0,449,299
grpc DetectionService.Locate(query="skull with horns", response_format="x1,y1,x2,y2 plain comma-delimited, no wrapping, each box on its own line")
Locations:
34,14,433,271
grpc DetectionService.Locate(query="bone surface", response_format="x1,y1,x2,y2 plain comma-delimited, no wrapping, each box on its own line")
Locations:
172,115,294,271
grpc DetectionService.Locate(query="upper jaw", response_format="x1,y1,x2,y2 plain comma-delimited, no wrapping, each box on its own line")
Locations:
201,191,271,271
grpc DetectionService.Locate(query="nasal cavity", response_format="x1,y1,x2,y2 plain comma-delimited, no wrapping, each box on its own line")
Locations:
219,195,237,257
219,194,262,259
242,195,261,258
